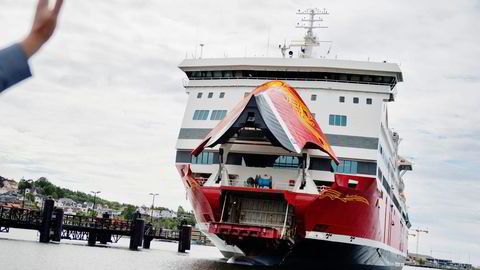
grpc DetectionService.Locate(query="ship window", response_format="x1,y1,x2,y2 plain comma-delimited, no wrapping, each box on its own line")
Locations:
192,152,214,164
339,96,345,103
309,158,332,171
234,71,243,78
378,168,383,180
357,162,377,175
224,71,233,78
331,160,358,174
193,110,209,120
382,176,391,194
197,92,203,99
219,92,225,98
329,114,347,126
208,92,213,98
273,156,300,168
211,110,227,120
353,97,359,104
367,98,372,105
213,71,222,77
311,94,317,101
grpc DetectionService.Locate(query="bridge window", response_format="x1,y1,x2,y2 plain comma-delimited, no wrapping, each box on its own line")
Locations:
353,97,359,104
331,160,358,174
208,92,213,98
219,92,225,98
192,152,214,164
311,94,317,101
197,92,203,99
211,110,227,120
367,98,372,105
185,70,398,88
329,114,347,126
357,161,377,175
339,96,345,103
193,110,209,120
273,156,300,168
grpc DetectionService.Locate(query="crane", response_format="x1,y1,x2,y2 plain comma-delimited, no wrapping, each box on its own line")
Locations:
413,228,429,255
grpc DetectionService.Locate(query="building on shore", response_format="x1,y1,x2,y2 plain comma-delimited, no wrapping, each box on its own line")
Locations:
407,253,473,269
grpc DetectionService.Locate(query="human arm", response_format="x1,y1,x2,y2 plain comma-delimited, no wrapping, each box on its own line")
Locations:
0,0,63,93
0,44,32,92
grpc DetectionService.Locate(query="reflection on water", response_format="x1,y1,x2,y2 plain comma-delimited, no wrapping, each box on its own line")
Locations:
0,229,433,270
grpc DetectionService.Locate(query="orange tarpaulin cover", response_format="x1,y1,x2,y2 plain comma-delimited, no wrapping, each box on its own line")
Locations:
192,81,339,164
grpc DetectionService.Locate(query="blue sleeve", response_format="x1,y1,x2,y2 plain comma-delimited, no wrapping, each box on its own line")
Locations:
0,43,32,93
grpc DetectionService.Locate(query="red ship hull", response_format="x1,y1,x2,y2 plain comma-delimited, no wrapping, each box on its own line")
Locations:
177,164,407,268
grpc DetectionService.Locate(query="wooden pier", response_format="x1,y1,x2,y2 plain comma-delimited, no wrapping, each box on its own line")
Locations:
0,199,192,252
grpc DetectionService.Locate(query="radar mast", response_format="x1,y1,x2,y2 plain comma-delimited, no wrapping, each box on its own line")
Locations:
293,8,329,58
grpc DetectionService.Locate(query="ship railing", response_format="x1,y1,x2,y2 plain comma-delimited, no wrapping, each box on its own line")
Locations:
188,76,396,88
227,178,294,191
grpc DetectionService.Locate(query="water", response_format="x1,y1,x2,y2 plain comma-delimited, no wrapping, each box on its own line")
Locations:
0,229,435,270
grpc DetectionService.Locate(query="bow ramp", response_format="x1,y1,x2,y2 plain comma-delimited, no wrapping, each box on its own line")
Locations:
192,81,339,164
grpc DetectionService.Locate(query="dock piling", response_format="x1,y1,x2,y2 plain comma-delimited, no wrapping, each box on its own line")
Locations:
51,208,64,242
129,216,145,251
39,199,54,243
177,225,192,253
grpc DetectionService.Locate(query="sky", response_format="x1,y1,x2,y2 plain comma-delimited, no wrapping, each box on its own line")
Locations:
0,0,479,264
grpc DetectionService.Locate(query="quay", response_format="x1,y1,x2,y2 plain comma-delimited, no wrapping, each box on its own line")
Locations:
0,199,192,252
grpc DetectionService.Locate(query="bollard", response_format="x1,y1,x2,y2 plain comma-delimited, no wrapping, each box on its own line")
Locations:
88,231,97,246
143,236,152,249
39,199,54,243
142,223,153,249
99,212,111,244
51,208,64,242
129,218,145,251
177,225,192,253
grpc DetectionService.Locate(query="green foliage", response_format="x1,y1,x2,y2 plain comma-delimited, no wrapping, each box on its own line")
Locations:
121,205,137,220
25,192,35,202
18,179,33,191
6,175,191,228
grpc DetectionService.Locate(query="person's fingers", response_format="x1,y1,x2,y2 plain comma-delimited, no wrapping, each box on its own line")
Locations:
53,0,63,16
37,0,48,10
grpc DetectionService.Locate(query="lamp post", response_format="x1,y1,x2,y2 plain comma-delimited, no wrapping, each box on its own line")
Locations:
149,193,159,223
90,191,101,216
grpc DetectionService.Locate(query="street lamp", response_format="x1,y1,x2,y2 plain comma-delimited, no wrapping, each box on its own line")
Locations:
149,193,159,223
90,191,101,213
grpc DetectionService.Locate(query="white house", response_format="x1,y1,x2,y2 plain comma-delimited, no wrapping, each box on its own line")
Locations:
57,198,76,208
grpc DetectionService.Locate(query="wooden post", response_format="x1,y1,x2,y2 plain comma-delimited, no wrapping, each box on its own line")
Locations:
39,199,54,243
129,217,145,251
51,208,64,242
178,225,192,253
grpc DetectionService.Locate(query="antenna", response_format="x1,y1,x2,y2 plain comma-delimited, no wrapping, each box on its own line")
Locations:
199,44,204,59
278,40,290,58
292,8,331,58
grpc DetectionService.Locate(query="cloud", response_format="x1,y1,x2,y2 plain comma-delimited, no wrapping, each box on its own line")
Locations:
0,0,479,265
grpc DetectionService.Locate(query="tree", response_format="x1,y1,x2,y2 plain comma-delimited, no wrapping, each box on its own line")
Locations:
121,205,137,220
18,179,33,192
34,177,50,189
177,205,185,214
25,192,35,202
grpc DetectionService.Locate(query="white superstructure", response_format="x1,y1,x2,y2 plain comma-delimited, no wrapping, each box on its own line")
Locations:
175,8,412,236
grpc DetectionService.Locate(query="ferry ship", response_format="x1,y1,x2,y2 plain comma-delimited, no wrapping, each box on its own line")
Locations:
175,9,412,269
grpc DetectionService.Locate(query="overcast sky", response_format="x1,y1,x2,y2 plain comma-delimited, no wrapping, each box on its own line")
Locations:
1,0,479,264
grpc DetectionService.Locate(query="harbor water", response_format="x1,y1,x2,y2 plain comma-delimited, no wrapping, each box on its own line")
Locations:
0,229,435,270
